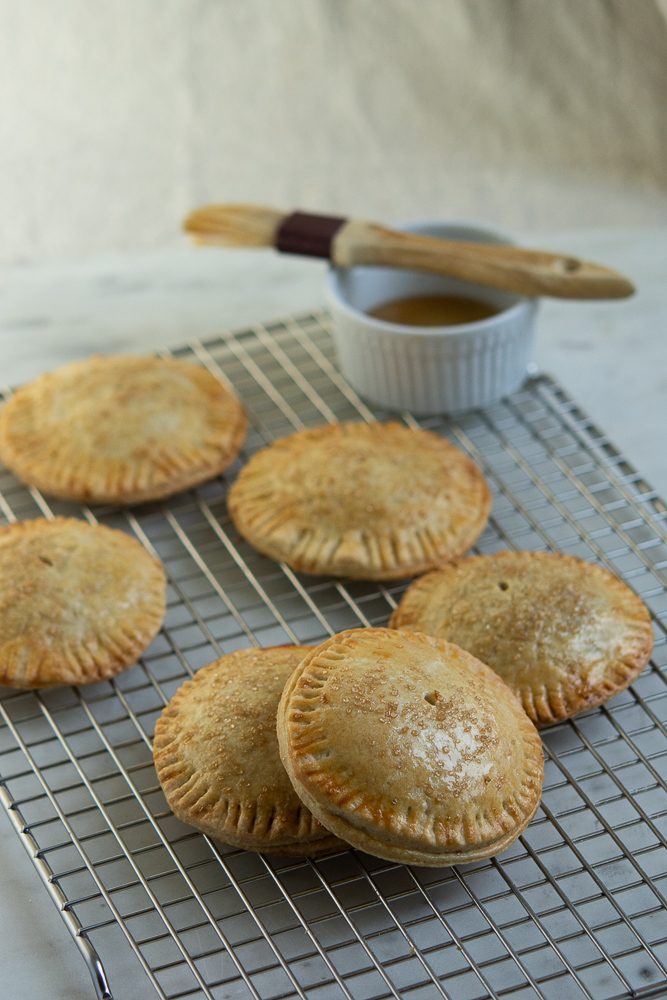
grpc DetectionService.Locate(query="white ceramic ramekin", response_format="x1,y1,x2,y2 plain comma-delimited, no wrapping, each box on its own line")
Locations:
326,220,539,416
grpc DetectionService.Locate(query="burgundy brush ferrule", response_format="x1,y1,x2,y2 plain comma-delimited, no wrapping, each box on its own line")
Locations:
275,211,347,259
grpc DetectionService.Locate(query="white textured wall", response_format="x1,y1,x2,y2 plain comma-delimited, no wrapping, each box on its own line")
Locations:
1,0,667,261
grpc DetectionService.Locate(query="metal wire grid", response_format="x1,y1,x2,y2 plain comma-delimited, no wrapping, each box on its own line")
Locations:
1,310,667,1000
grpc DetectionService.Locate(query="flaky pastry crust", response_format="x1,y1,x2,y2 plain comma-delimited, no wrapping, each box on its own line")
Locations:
153,646,346,856
0,354,247,504
228,421,491,580
277,628,543,866
0,517,166,688
390,551,654,726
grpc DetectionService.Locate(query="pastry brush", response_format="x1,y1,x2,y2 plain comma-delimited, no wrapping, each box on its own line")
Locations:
183,203,634,300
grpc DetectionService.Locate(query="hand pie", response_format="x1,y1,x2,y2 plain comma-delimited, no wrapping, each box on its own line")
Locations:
153,646,347,856
0,517,166,688
0,354,247,504
227,421,491,580
277,628,543,866
390,551,653,726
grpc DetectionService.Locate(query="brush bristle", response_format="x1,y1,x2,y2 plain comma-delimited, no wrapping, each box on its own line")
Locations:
183,204,286,247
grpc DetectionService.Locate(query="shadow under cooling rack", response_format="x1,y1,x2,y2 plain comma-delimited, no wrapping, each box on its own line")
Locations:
1,310,667,1000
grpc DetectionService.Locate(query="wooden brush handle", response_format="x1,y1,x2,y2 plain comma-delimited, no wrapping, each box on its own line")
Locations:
333,220,634,299
184,204,635,299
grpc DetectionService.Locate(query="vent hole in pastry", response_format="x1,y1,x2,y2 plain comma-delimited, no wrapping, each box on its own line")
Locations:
498,581,509,591
39,556,53,566
424,691,440,706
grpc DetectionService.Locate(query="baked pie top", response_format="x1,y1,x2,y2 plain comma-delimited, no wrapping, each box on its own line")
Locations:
390,551,654,726
277,628,543,866
153,646,346,856
0,517,166,688
0,354,247,504
227,421,491,580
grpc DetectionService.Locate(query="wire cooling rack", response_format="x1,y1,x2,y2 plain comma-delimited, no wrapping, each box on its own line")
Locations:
1,310,667,1000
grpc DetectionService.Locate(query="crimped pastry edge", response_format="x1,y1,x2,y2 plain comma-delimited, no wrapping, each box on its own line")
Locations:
281,773,541,866
164,799,344,857
2,419,247,505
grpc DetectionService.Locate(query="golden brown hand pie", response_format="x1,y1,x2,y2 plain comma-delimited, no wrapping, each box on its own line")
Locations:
0,517,166,688
0,354,247,504
277,628,543,866
153,646,347,856
390,551,654,726
227,421,491,580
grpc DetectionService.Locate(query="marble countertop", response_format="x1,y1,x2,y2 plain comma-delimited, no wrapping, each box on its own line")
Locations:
1,227,666,999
